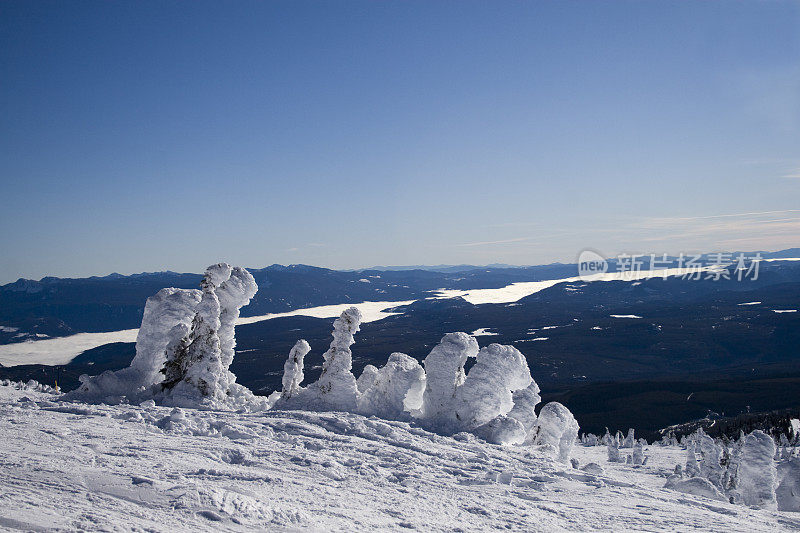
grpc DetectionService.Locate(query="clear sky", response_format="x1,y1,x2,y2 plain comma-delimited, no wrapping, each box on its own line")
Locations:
1,1,799,282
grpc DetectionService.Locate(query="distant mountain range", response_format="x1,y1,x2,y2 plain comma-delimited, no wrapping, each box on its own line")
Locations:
355,263,537,272
3,248,797,343
0,262,581,342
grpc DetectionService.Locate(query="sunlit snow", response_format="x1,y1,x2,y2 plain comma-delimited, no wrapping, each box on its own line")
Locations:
431,266,716,305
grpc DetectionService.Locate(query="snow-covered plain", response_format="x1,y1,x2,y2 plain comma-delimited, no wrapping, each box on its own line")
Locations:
1,383,795,532
430,266,717,305
0,329,140,366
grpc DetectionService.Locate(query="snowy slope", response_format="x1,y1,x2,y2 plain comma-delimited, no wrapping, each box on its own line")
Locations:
1,384,796,532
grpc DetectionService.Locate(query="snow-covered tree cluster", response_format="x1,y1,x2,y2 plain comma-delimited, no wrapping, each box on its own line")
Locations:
274,308,579,460
580,425,800,510
67,263,267,410
64,268,580,458
579,428,649,465
662,427,800,511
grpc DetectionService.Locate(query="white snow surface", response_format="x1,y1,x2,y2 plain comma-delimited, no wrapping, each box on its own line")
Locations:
236,299,415,325
0,329,140,366
430,266,716,305
0,383,794,532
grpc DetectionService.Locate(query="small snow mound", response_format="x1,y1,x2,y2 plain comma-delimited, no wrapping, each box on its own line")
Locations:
665,477,727,501
581,462,605,475
472,414,526,445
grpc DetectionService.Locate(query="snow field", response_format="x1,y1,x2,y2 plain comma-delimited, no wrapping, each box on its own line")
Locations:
0,383,793,532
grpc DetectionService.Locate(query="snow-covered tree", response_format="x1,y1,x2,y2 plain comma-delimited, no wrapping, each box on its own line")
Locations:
607,437,621,462
696,431,725,488
529,402,580,463
160,263,232,402
215,266,258,371
280,340,311,400
67,287,202,403
419,332,479,433
623,428,635,448
506,381,541,443
413,332,579,447
285,307,362,412
583,433,599,447
356,365,379,393
68,263,264,410
453,343,532,431
776,457,800,512
632,441,645,465
357,352,425,420
685,440,700,477
726,430,777,509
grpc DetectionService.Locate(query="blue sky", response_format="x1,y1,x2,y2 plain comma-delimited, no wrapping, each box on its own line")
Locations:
1,1,799,282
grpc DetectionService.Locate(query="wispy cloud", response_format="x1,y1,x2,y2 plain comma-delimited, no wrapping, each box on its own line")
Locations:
287,243,327,253
739,157,798,166
782,168,800,179
456,237,532,247
641,209,800,228
636,210,800,248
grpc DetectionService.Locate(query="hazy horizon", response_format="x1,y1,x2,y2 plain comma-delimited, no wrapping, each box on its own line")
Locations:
3,243,799,284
